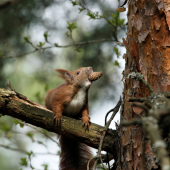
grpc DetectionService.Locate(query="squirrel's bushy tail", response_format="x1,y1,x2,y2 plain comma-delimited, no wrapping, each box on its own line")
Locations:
59,135,93,170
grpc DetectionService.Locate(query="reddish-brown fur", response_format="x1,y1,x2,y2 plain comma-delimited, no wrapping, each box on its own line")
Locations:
45,67,94,170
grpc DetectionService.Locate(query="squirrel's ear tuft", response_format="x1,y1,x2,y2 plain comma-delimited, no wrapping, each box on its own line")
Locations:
55,69,73,84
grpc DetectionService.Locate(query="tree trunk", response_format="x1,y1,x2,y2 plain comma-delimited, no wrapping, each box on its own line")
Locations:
120,0,170,170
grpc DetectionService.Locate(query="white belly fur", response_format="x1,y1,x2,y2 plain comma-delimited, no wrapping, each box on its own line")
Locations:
64,89,86,116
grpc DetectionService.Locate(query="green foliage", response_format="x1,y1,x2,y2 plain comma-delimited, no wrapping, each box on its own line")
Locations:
26,132,34,141
23,37,30,43
67,21,77,31
78,8,84,13
110,11,125,26
13,119,24,128
19,122,25,128
19,157,28,167
37,141,46,147
42,164,48,170
113,46,120,58
54,43,59,47
37,42,45,48
43,31,50,42
87,11,99,19
0,120,11,132
71,0,81,6
114,60,120,67
13,119,20,125
26,151,34,159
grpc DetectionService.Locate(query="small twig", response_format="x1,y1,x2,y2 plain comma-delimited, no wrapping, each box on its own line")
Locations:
16,119,59,145
120,0,129,7
89,97,122,170
27,41,39,50
162,91,170,98
0,143,59,156
120,119,142,126
128,97,146,102
100,157,107,170
128,72,154,94
87,155,98,170
105,108,114,126
3,39,119,59
72,0,116,27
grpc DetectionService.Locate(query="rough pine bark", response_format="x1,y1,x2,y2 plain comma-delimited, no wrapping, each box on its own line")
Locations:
120,0,170,170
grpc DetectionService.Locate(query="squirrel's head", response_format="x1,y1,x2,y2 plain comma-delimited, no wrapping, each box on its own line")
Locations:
55,67,93,89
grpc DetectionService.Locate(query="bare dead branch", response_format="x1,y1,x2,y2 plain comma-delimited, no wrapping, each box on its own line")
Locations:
0,88,119,156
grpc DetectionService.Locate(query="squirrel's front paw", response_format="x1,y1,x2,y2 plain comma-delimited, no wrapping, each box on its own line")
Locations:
81,116,90,130
54,115,62,126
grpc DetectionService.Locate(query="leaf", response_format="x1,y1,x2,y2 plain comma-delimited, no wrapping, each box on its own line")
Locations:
87,11,99,20
23,37,30,43
26,151,34,159
37,141,45,145
13,119,19,125
101,13,105,18
43,31,49,38
44,31,50,41
113,46,120,58
13,119,24,128
78,8,84,13
54,43,59,47
37,42,45,47
19,122,24,128
0,121,11,132
67,21,77,31
26,132,34,140
74,47,81,53
42,164,48,170
114,60,120,67
71,0,81,6
117,18,125,26
19,157,28,167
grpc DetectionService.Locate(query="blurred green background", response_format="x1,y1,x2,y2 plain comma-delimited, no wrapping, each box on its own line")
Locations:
0,0,126,169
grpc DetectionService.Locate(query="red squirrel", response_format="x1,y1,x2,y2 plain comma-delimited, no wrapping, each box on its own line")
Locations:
45,67,94,170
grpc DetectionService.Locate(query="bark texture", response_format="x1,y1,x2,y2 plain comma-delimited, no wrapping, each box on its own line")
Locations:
121,0,170,170
0,88,119,157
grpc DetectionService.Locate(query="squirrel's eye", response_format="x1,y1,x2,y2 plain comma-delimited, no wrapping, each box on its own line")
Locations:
77,71,81,75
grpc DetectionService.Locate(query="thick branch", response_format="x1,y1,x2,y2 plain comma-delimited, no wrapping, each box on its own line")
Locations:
0,88,119,156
